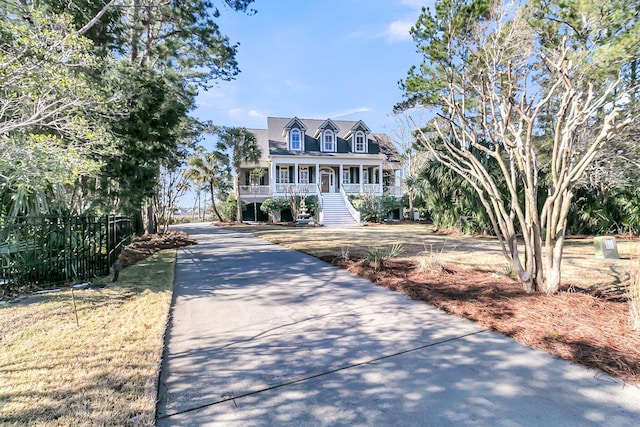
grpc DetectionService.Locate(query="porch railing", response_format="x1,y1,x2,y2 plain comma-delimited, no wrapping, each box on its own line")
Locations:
363,184,381,193
239,185,271,196
275,183,314,194
341,184,360,194
316,183,324,225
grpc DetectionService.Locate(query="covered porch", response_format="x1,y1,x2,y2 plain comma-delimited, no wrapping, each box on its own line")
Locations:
238,160,402,199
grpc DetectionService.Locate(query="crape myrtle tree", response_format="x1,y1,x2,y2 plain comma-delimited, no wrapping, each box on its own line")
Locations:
397,0,639,293
157,161,191,232
391,112,430,221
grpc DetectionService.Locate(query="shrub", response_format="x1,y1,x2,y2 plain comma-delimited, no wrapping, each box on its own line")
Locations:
304,195,318,216
365,243,405,270
260,197,289,215
349,195,402,223
220,195,239,221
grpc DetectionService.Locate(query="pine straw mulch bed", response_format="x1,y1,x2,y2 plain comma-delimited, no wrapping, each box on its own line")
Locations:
117,230,197,267
325,256,640,386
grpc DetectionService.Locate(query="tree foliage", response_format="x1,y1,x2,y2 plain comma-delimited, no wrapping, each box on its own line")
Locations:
0,1,256,221
398,0,638,293
0,8,118,215
215,127,262,222
186,147,232,221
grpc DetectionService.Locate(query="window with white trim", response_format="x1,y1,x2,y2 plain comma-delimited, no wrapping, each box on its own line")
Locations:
278,167,289,184
342,169,350,184
299,167,309,184
290,128,301,150
250,171,262,186
363,170,369,184
323,130,335,152
354,131,366,153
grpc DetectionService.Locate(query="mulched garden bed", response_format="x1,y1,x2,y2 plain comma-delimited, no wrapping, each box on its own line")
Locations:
118,231,197,267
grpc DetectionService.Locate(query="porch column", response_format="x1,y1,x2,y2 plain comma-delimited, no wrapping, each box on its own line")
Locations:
271,161,276,195
339,164,343,191
294,162,299,185
378,165,383,195
359,164,364,193
315,163,320,191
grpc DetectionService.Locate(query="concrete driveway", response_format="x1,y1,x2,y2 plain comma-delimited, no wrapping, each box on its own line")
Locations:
156,224,640,426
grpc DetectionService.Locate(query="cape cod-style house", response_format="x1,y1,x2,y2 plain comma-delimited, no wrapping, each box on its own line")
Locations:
238,116,402,226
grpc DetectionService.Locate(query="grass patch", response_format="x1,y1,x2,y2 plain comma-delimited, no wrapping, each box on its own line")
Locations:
0,249,176,426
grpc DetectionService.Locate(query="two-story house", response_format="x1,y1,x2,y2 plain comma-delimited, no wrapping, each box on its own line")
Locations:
238,116,402,225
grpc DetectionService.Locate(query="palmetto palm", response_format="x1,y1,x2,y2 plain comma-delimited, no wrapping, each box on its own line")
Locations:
216,127,261,222
186,148,232,221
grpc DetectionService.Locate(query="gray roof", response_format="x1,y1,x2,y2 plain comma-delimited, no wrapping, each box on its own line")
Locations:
246,117,400,163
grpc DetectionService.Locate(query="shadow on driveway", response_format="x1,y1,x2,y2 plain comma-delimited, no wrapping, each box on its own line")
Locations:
156,224,640,426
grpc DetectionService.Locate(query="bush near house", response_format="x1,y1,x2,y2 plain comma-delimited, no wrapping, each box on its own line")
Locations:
261,196,319,222
260,197,290,222
220,195,240,222
350,195,401,223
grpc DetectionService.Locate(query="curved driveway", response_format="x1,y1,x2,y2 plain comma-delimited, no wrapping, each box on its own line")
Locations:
156,224,640,426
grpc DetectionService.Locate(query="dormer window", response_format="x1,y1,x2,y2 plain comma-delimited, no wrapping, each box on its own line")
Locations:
323,130,335,152
290,128,301,150
345,120,371,153
354,131,366,153
314,119,340,152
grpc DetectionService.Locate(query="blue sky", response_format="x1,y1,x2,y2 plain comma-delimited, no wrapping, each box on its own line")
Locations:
194,0,435,134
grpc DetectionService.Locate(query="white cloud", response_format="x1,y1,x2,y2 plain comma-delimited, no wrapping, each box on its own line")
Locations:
248,109,267,119
328,107,371,119
218,107,267,128
385,20,414,42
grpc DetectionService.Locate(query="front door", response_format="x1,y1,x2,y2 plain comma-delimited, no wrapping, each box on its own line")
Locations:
321,174,330,193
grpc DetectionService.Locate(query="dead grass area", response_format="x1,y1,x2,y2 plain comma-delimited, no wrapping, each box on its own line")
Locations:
255,223,640,385
0,232,196,426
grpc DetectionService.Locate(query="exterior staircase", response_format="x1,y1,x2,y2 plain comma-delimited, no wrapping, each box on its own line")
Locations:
321,193,359,226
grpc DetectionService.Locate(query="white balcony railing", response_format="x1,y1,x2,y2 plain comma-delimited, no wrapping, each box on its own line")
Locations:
363,184,381,193
239,185,271,195
341,184,360,194
275,183,314,194
239,183,401,197
342,183,383,194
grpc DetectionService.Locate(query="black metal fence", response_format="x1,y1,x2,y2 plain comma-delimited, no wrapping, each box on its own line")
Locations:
0,215,133,292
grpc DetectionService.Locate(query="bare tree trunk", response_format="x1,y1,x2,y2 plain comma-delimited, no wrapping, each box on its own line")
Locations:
209,183,223,221
408,191,415,221
235,175,242,222
146,202,157,234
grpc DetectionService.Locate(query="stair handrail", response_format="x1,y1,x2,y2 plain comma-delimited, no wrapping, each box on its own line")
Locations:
316,183,324,225
340,186,361,224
